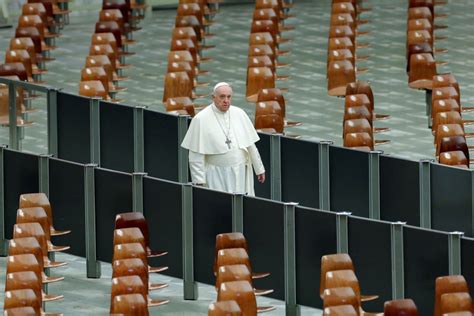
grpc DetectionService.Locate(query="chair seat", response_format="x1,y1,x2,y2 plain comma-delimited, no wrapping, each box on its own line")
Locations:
47,243,70,252
257,306,276,313
149,265,168,273
148,297,170,307
374,113,391,120
42,273,64,284
409,79,433,90
374,127,390,133
328,86,347,97
285,120,302,127
149,282,169,291
148,249,168,258
43,293,64,302
44,259,67,269
356,55,370,61
255,288,274,296
252,272,270,279
374,140,390,145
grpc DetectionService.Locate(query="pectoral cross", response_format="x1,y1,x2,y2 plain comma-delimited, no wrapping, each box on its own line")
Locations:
225,137,232,149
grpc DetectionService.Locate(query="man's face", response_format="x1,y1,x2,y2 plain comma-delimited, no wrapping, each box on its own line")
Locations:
213,85,232,112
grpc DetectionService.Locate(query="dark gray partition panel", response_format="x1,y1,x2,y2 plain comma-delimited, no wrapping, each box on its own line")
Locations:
143,177,183,278
193,187,233,285
404,226,449,316
100,102,134,173
4,150,39,239
329,146,369,217
380,155,420,226
144,110,180,181
348,216,392,312
95,168,133,263
49,158,86,257
296,207,337,308
254,132,271,198
461,237,474,298
57,92,91,164
431,164,473,236
243,196,284,300
281,137,319,208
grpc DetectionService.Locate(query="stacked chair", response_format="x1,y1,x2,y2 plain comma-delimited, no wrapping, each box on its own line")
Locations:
3,193,70,315
406,0,448,91
247,0,298,134
434,275,474,316
319,253,383,315
384,299,420,316
163,0,219,116
430,73,474,168
342,81,390,150
209,232,276,315
79,0,144,101
109,212,169,314
327,0,370,97
0,0,70,128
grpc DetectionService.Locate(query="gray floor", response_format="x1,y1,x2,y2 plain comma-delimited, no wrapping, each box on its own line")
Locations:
1,0,474,314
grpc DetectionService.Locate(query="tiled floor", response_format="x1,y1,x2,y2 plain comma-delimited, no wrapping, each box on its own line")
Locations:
1,0,474,314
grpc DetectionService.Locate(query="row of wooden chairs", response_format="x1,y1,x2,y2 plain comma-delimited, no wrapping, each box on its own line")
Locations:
246,0,297,135
429,73,474,168
3,193,71,315
208,232,275,315
327,0,370,97
0,0,72,128
342,81,390,151
110,212,169,315
162,0,219,116
407,0,448,90
79,0,142,101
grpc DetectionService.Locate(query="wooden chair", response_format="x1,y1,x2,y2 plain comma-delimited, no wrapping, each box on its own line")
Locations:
343,132,373,151
408,53,436,90
115,212,168,258
246,66,275,102
110,293,150,315
3,306,39,316
257,88,300,127
16,207,70,252
323,305,358,316
435,124,466,156
12,223,68,270
168,49,208,74
21,3,56,29
112,258,169,306
249,32,289,56
0,63,29,82
170,38,210,64
19,193,71,236
328,37,367,61
432,73,459,92
9,37,45,68
208,300,242,316
175,15,207,42
81,66,125,96
91,32,133,58
172,26,214,50
384,299,420,316
5,271,63,302
18,14,58,38
320,253,378,302
167,61,208,88
255,101,284,133
162,71,195,103
214,232,270,279
165,96,197,116
432,86,461,107
8,237,66,270
439,151,469,168
438,135,470,161
15,26,56,53
216,264,273,296
432,111,473,137
252,8,294,32
4,49,40,83
6,253,63,284
217,281,275,314
85,54,127,82
79,80,109,100
328,60,355,97
322,286,359,312
3,289,52,316
113,241,168,275
440,293,473,315
111,275,169,308
251,19,289,44
432,99,460,122
89,44,128,71
435,275,470,316
0,83,33,127
325,269,383,315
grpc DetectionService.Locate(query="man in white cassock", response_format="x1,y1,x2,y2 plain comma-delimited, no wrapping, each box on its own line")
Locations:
181,82,265,196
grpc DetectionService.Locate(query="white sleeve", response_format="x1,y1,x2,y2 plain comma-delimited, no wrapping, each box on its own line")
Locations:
247,144,265,175
189,151,206,184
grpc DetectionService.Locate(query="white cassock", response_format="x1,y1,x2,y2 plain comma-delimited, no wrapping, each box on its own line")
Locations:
181,103,265,196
